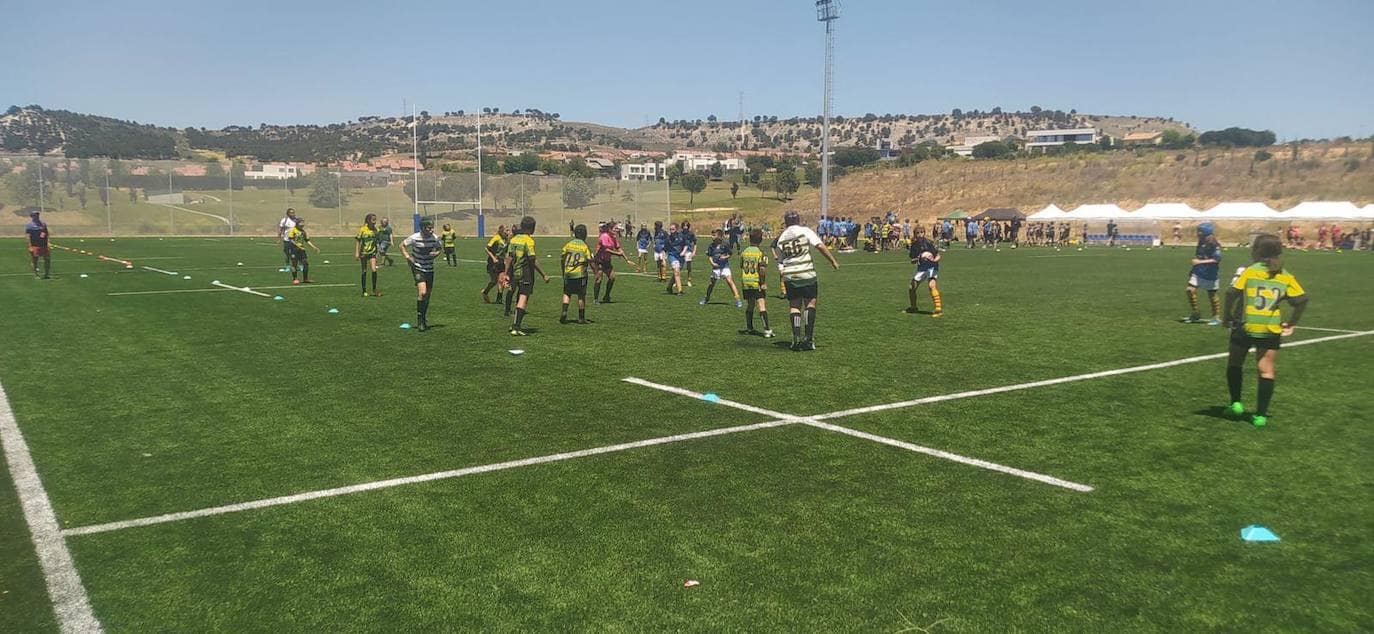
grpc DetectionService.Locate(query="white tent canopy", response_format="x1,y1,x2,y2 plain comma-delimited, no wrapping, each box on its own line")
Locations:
1132,203,1202,220
1204,202,1281,219
1281,201,1363,220
1063,204,1128,220
1362,205,1374,220
1027,204,1067,220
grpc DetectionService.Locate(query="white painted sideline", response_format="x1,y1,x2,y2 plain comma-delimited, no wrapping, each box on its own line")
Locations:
1293,326,1362,334
62,419,794,537
141,266,178,276
211,281,272,297
816,330,1374,420
0,382,103,632
622,377,1094,493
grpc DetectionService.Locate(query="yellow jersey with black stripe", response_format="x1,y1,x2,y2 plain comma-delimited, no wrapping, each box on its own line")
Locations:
287,227,309,250
1232,262,1305,337
561,238,592,279
356,225,378,255
486,234,508,262
739,246,765,290
441,229,457,248
507,234,537,283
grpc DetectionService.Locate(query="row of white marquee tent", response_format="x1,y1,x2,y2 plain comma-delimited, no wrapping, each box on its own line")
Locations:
1026,201,1374,222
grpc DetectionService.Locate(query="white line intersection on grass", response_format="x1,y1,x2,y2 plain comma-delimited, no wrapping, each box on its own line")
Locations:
43,329,1374,538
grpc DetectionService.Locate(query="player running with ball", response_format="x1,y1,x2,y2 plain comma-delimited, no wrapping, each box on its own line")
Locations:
1221,234,1308,428
776,211,839,351
905,226,943,317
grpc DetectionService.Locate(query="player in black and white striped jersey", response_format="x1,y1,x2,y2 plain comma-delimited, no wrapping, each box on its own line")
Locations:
776,210,839,351
401,220,444,332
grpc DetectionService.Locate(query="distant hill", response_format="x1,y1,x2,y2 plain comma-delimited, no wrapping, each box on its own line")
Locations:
1,105,1193,162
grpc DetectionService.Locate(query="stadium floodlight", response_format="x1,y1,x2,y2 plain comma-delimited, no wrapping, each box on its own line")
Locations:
816,0,840,221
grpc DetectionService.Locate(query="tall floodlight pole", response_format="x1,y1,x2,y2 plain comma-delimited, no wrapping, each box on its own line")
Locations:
412,105,419,224
104,171,112,235
38,164,45,213
816,0,839,221
227,162,234,236
477,110,484,223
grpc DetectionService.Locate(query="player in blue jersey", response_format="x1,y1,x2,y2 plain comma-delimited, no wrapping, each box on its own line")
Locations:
635,224,651,273
681,221,698,287
664,223,689,295
652,221,669,281
905,226,943,317
699,229,743,307
1182,222,1223,325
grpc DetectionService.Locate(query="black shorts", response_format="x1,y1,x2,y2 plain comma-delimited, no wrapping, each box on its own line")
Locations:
360,253,376,263
595,259,613,273
444,247,455,255
563,277,588,296
290,247,308,262
282,241,293,256
517,280,535,297
411,267,435,286
1231,328,1280,351
742,288,764,301
785,281,818,301
487,262,502,277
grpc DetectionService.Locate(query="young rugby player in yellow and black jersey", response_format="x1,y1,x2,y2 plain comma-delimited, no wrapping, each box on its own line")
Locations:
738,229,774,338
483,225,510,306
560,225,594,324
441,224,458,267
1222,234,1309,427
355,214,383,296
505,216,550,335
286,219,321,284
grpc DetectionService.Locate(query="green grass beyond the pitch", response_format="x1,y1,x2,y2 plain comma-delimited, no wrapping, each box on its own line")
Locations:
1,237,1372,631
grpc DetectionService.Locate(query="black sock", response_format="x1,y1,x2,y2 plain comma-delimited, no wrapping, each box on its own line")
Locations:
561,303,568,320
603,279,614,301
1227,366,1243,403
504,289,515,315
371,271,377,291
594,280,602,300
704,281,715,302
760,310,770,331
514,307,525,329
791,312,802,341
416,300,424,323
422,297,431,319
804,307,816,339
302,264,309,279
578,307,585,321
361,272,367,292
746,307,754,331
1257,378,1275,415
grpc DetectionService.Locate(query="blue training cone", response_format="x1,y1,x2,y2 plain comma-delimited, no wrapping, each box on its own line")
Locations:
701,393,721,403
1240,525,1280,543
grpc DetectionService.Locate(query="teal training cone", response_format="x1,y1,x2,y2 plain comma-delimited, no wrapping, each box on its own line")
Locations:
400,323,412,330
273,295,284,301
1240,525,1280,543
702,393,721,403
327,308,340,314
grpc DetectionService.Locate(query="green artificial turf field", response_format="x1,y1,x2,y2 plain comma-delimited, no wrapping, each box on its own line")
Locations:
1,236,1371,632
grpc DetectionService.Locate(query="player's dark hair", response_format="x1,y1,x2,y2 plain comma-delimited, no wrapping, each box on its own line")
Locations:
654,220,663,230
712,228,724,237
574,224,587,240
749,229,763,245
364,213,377,225
519,215,536,234
1251,234,1283,276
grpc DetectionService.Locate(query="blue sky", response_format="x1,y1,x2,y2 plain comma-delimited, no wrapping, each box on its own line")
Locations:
3,0,1370,139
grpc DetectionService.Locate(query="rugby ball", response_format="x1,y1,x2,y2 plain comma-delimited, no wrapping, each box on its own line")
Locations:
919,251,934,262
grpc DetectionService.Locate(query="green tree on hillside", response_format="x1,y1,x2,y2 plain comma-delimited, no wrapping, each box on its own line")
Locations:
205,160,225,181
503,152,540,174
680,173,707,206
230,160,245,190
1199,127,1276,148
708,161,724,179
774,168,799,200
309,170,346,208
6,164,41,208
972,140,1014,159
665,163,683,186
561,174,597,209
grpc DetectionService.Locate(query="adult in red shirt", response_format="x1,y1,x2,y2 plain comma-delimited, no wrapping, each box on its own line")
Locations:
592,222,634,304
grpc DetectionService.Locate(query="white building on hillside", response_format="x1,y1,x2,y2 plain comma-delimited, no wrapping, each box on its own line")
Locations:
243,163,302,180
621,162,666,181
946,135,1004,157
1026,128,1099,153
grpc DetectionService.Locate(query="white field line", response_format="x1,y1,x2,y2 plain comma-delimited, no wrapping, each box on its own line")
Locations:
622,377,1093,492
108,283,351,297
61,419,795,537
156,203,231,227
815,330,1374,420
1294,326,1362,334
210,281,272,297
801,420,1094,492
0,382,103,632
116,256,184,261
141,266,178,276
